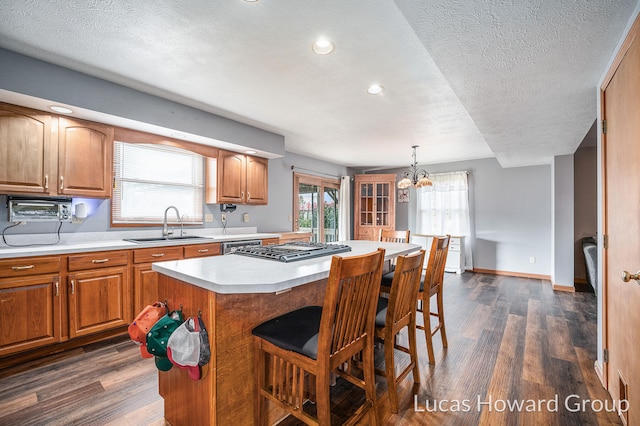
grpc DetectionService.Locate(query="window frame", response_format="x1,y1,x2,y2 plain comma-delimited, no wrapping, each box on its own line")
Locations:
110,128,219,228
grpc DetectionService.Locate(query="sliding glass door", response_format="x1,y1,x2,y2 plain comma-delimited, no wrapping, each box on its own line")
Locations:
293,173,340,243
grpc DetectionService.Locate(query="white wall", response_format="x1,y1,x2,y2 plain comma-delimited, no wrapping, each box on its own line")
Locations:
377,157,553,276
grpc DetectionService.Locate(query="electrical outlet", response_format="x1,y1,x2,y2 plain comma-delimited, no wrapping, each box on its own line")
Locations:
205,214,214,223
221,213,227,223
529,256,536,264
243,213,250,223
288,215,292,222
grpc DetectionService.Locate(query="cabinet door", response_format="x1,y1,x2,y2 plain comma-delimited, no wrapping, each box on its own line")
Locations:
58,117,113,197
246,155,268,204
67,266,131,338
133,264,160,316
217,149,246,203
0,103,53,194
0,274,61,356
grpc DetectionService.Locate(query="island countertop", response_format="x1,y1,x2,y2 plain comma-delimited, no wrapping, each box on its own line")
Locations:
152,240,420,294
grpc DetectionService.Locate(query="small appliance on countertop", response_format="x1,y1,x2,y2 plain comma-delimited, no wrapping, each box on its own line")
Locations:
7,195,73,223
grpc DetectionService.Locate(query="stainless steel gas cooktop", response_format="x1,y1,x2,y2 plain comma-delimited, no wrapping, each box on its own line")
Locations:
233,241,351,262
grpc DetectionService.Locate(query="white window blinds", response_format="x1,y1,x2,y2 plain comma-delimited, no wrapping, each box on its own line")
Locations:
113,142,204,224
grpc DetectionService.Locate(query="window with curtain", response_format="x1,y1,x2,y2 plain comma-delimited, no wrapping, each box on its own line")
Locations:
112,142,204,225
415,171,472,268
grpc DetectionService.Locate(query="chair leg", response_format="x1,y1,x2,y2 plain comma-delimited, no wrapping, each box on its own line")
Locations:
437,289,448,348
408,318,421,384
383,333,399,414
316,371,332,425
254,341,267,426
423,299,436,365
362,342,379,426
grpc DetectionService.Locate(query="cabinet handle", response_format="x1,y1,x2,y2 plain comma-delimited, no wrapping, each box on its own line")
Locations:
44,175,49,191
151,253,165,258
91,259,110,264
55,281,59,297
197,249,209,253
241,191,244,201
12,265,35,271
247,191,251,201
60,175,64,190
70,279,75,295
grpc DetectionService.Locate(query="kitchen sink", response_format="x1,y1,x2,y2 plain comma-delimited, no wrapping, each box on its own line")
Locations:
123,235,209,243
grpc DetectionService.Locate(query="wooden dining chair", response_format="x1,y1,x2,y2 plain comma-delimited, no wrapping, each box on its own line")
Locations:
417,235,450,364
374,249,426,413
379,229,410,274
252,248,386,426
378,229,410,244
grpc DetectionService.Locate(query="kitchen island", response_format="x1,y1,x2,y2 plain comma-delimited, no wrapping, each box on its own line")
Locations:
152,240,419,426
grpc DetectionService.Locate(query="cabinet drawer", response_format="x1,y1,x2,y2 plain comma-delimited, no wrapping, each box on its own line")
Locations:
134,246,182,264
68,251,129,271
448,243,461,252
0,256,61,278
449,237,461,245
184,243,221,258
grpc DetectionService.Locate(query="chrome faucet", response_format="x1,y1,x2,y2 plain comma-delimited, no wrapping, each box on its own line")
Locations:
163,206,182,237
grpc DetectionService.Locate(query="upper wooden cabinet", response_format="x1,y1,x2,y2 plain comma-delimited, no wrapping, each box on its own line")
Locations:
354,174,396,241
0,103,113,198
206,149,268,205
58,117,113,197
0,103,54,194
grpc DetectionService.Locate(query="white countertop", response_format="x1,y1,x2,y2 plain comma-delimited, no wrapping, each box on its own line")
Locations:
0,231,281,259
152,240,421,294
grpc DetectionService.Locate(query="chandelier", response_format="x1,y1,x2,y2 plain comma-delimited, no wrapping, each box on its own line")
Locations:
397,146,433,189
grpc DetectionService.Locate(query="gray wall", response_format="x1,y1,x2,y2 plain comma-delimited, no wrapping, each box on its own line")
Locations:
552,155,575,287
574,145,597,281
376,157,552,276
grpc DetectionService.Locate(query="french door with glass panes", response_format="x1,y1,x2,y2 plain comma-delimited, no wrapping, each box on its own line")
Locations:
293,173,339,243
354,174,396,241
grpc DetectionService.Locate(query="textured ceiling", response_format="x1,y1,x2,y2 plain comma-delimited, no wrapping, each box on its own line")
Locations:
0,0,636,168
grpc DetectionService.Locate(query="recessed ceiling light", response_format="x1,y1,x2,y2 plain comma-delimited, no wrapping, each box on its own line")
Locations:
245,150,257,154
49,105,73,114
243,0,259,2
312,38,335,55
367,84,384,95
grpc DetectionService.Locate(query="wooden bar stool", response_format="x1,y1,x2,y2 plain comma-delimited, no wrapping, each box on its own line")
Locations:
252,248,386,425
378,229,410,274
378,229,410,243
381,235,450,365
418,235,450,364
374,249,426,413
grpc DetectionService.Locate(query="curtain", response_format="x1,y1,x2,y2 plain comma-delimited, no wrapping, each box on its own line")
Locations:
416,171,472,269
338,176,351,241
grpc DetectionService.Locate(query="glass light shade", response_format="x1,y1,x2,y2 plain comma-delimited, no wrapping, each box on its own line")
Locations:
397,177,412,189
416,177,433,188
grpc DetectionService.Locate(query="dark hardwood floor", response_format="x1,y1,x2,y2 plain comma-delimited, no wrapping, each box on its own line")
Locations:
0,272,622,425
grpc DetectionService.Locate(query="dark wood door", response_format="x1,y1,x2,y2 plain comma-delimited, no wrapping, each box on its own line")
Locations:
602,17,640,422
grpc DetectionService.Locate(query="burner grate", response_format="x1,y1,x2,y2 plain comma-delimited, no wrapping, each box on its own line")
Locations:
233,242,351,262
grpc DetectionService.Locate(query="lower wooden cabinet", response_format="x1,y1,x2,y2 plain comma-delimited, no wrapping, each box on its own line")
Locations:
0,274,61,357
132,246,182,315
67,266,131,338
0,238,267,360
